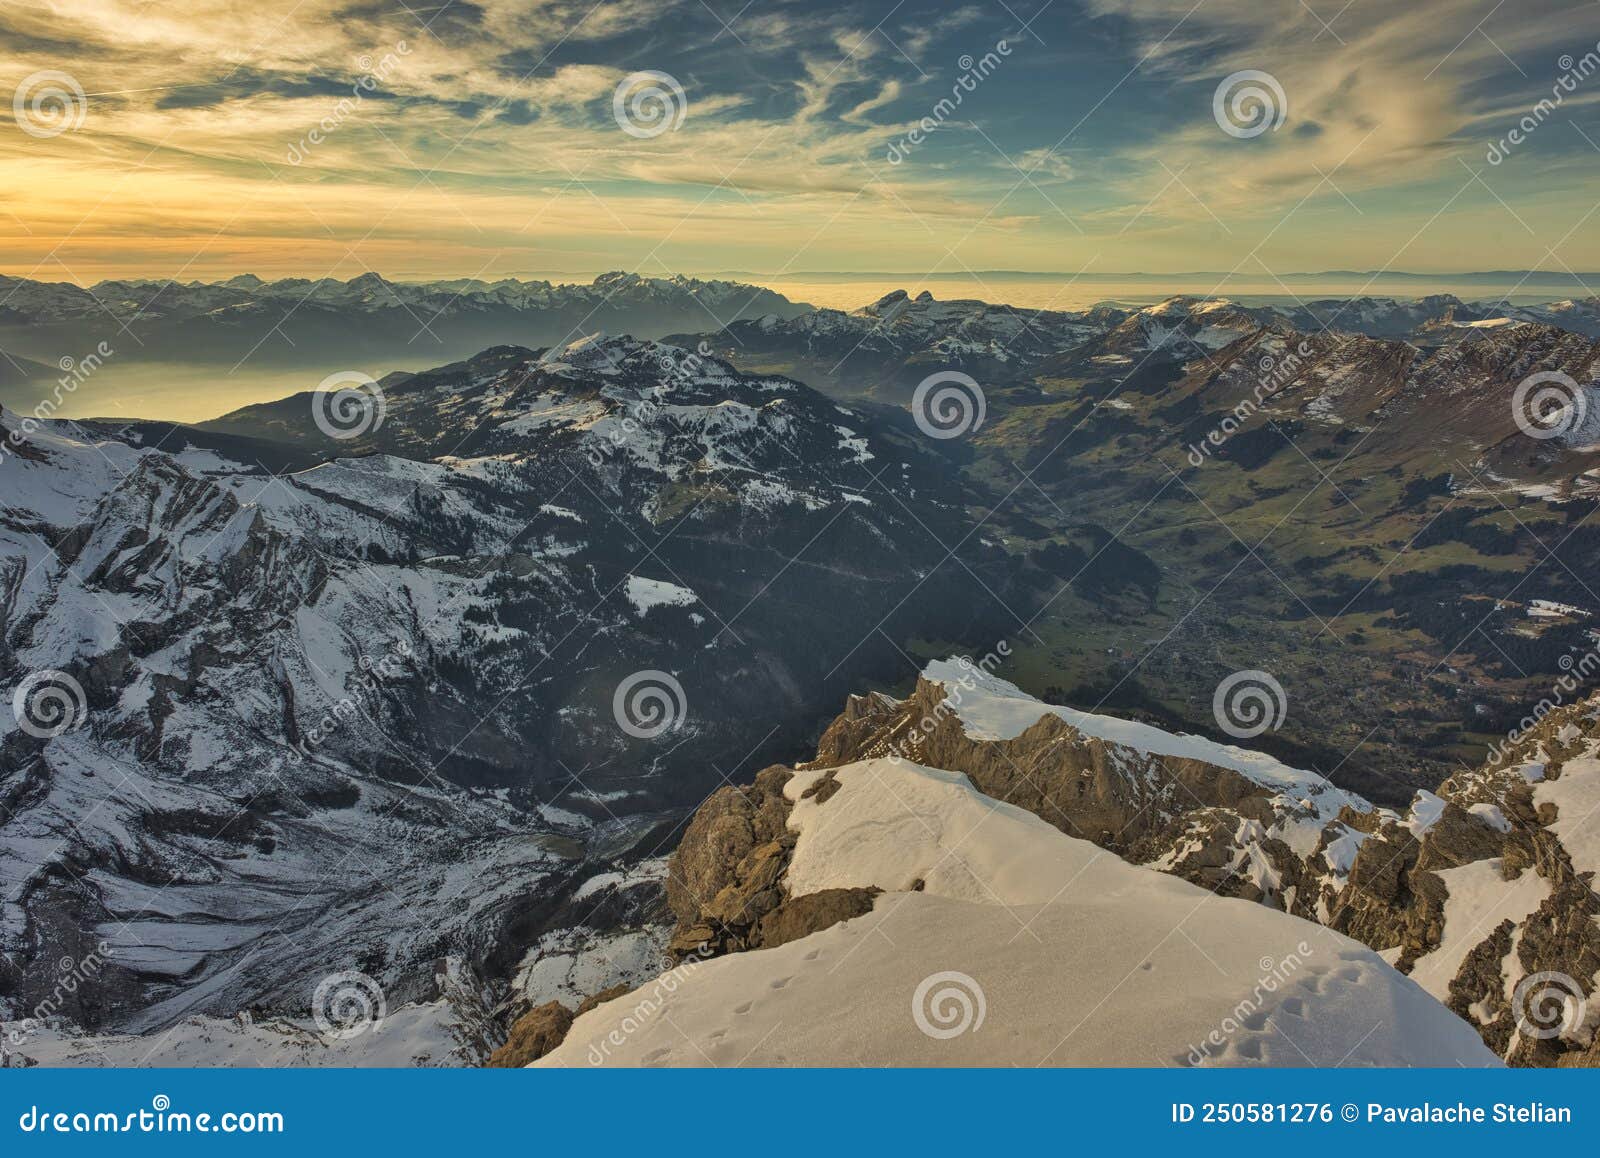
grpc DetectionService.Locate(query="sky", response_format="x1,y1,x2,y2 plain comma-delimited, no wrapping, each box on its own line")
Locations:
3,0,1600,285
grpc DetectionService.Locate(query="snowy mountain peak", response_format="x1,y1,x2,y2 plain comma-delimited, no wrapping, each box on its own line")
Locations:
544,753,1495,1067
539,331,633,374
919,657,1358,820
862,288,911,312
1141,294,1212,317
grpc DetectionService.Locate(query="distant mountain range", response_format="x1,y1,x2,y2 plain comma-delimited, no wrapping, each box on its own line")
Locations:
720,269,1600,286
0,272,811,375
680,290,1600,411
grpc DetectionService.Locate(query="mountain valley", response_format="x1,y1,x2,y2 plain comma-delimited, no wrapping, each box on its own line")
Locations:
4,276,1600,1068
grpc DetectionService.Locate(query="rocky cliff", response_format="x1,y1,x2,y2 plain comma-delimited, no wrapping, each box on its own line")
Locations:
652,658,1600,1066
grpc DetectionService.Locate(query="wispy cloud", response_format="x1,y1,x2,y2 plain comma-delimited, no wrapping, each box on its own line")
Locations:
1,0,1596,280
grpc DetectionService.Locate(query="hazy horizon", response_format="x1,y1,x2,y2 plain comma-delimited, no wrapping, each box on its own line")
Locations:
0,266,1586,426
11,266,1600,288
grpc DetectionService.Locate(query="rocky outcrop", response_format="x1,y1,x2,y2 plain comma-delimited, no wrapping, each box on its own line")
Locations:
659,663,1600,1067
484,979,645,1067
487,1001,573,1067
664,764,877,961
808,675,1343,918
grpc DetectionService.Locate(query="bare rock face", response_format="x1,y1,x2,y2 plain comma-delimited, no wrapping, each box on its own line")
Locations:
665,765,795,958
664,764,877,960
664,667,1600,1067
811,676,1331,912
576,985,632,1016
753,889,878,949
1329,823,1438,966
486,1001,574,1067
1324,799,1521,971
481,981,649,1067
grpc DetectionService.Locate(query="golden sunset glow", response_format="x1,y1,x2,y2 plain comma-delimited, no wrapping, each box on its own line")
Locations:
4,0,1599,284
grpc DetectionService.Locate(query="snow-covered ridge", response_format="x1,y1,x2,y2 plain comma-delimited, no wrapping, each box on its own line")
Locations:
706,288,1119,381
920,658,1357,822
870,663,1600,1066
540,758,1497,1067
0,271,805,325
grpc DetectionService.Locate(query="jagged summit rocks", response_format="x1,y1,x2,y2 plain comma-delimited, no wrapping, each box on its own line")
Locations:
677,288,1123,401
625,659,1599,1067
541,753,1495,1068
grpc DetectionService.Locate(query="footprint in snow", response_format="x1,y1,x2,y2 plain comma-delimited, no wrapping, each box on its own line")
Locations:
1228,1036,1265,1062
1237,1007,1270,1033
